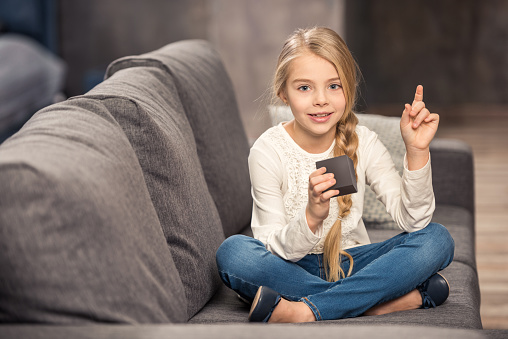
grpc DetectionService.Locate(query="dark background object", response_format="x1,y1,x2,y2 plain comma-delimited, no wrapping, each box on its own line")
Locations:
346,0,508,111
0,0,59,53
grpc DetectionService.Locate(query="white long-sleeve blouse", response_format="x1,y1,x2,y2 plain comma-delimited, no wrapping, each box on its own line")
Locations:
248,122,435,262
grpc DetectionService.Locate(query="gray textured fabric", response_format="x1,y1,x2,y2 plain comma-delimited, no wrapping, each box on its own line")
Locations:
484,330,508,339
0,98,187,324
357,114,405,229
0,324,489,339
82,66,225,319
430,138,475,214
432,205,476,269
367,205,477,270
191,261,482,329
106,40,252,237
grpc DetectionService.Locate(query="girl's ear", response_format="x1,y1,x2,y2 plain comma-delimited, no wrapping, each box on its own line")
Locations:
279,91,289,105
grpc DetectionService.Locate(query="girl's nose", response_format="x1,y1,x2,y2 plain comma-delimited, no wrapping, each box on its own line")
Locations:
313,89,328,106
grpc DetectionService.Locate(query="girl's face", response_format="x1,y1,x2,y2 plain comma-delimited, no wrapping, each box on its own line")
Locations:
280,53,346,148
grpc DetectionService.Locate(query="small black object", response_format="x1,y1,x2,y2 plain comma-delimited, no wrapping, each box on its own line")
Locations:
316,155,357,197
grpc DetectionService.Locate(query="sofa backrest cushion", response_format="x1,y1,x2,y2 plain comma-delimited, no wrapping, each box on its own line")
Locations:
356,114,405,229
0,98,188,324
84,66,224,319
106,40,252,237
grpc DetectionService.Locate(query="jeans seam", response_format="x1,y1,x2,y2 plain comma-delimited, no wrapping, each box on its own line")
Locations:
219,270,302,301
302,297,322,321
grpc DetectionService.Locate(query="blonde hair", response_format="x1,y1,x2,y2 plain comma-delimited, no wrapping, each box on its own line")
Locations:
274,27,360,282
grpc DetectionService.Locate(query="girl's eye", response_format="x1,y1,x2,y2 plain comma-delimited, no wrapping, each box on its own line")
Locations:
330,83,342,90
298,85,310,91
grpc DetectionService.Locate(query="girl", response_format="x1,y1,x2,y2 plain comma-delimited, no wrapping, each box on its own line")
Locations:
216,27,454,323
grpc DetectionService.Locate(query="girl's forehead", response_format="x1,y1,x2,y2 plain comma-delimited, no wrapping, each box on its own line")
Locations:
288,53,340,80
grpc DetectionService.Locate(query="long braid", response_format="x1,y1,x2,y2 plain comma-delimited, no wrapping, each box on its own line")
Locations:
323,112,359,282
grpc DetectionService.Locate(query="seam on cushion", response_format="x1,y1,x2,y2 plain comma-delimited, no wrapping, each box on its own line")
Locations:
105,58,170,79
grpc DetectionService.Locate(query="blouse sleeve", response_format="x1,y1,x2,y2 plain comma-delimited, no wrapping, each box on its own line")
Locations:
361,128,435,232
248,140,323,262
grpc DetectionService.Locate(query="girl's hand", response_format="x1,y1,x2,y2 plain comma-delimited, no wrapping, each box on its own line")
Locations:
400,85,439,151
400,85,440,170
306,167,339,233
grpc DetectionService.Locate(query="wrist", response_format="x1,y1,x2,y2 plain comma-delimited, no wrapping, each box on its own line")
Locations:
305,207,323,234
406,147,430,171
405,143,429,154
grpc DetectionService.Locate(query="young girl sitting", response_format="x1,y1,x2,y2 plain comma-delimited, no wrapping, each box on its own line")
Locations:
216,26,454,323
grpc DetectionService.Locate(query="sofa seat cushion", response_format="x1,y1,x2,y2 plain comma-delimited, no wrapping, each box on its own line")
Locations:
0,98,187,324
82,66,225,319
367,205,476,269
190,261,482,329
106,40,252,238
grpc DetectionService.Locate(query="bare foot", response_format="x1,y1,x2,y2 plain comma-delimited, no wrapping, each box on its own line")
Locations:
363,289,422,316
268,299,316,323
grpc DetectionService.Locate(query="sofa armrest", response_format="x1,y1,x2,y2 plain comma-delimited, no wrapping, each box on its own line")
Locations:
430,138,475,217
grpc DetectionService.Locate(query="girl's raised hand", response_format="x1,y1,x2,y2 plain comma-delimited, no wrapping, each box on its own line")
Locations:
306,167,339,233
400,85,440,153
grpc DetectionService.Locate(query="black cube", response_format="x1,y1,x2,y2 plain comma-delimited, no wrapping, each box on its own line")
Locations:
316,155,357,197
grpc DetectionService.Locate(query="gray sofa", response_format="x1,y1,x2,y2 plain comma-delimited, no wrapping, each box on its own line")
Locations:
0,40,503,338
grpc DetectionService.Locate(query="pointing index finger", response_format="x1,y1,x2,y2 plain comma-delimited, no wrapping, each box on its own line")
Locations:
413,85,424,104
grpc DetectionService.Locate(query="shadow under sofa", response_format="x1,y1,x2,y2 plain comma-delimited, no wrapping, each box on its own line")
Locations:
0,39,498,338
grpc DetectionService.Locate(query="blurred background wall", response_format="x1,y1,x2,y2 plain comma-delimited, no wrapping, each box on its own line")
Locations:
2,0,508,139
347,0,508,110
58,0,345,140
58,0,508,140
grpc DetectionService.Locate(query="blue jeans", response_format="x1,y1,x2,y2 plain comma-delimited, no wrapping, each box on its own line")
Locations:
215,222,454,321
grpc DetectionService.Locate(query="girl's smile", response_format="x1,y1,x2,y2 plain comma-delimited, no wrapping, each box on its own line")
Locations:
308,112,334,123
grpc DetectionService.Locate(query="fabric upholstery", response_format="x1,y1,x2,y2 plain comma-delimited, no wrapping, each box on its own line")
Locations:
105,40,252,237
0,98,187,324
82,66,225,319
356,114,405,228
430,138,475,214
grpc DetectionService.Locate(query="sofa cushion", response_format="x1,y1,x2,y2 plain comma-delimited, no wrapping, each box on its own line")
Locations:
0,98,187,324
356,114,405,229
106,40,252,237
83,66,225,319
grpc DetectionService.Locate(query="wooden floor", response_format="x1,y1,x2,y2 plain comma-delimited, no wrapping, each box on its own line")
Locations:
435,105,508,329
370,104,508,329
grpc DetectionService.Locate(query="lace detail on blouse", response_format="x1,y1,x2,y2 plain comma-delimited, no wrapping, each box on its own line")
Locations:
264,126,357,252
